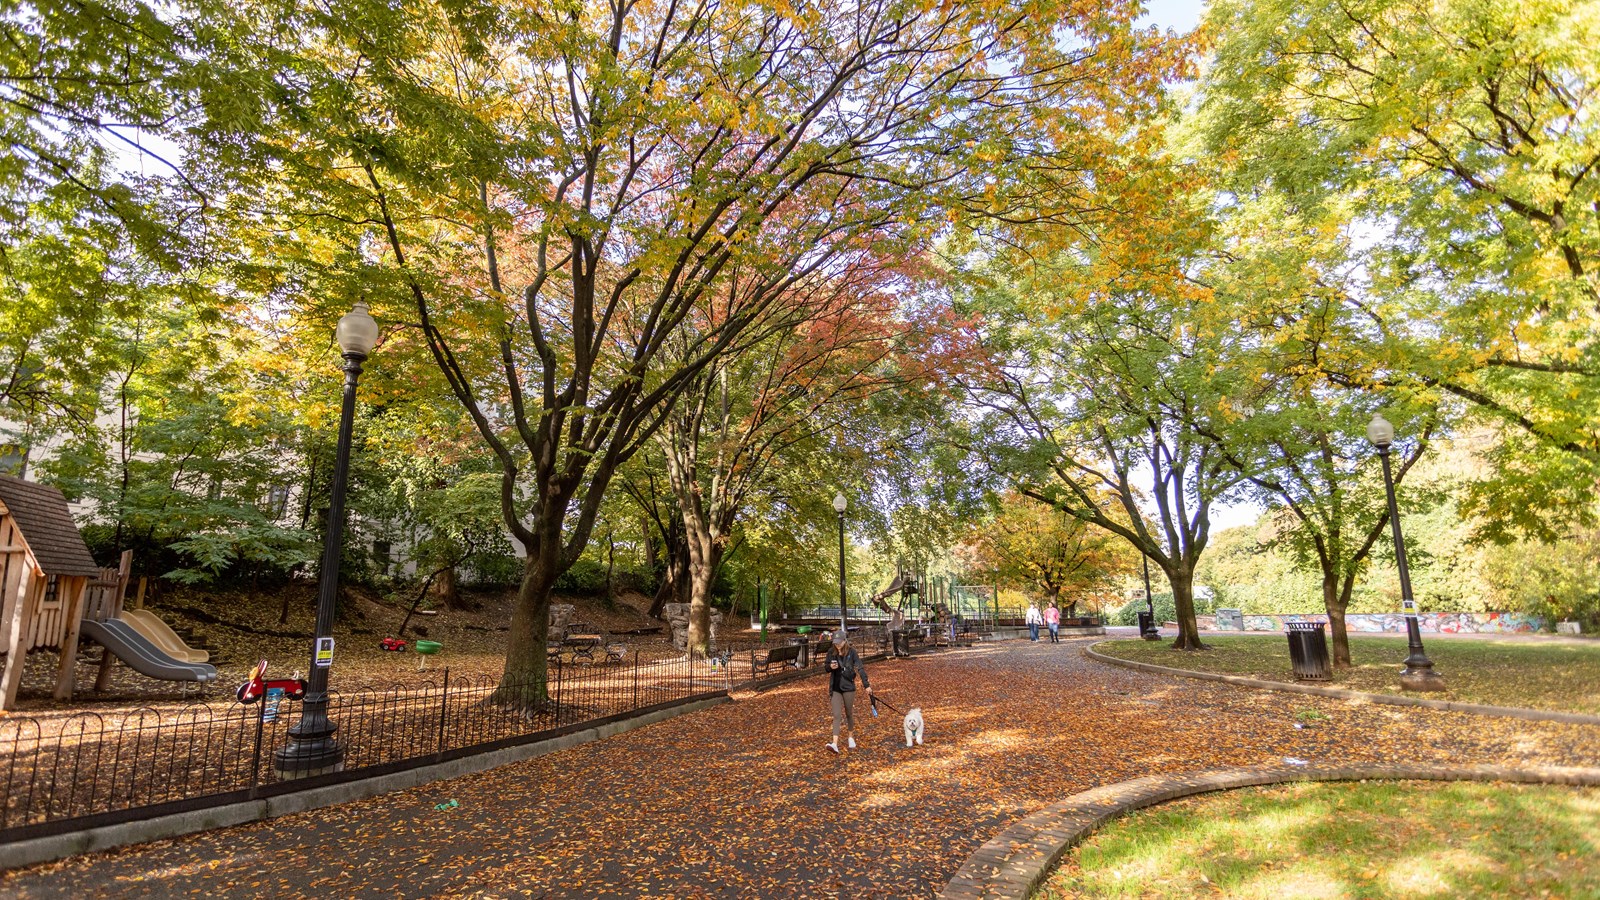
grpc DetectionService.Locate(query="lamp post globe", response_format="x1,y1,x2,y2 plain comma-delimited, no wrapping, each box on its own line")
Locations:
1366,412,1395,449
275,301,378,776
1367,412,1444,692
336,301,379,356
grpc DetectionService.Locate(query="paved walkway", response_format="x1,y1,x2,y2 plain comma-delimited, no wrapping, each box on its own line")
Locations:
4,638,1597,898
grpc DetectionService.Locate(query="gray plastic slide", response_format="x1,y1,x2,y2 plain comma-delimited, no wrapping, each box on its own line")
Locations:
81,619,218,683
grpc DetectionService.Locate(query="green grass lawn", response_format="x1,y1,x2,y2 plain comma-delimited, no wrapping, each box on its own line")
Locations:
1038,781,1600,899
1095,635,1600,716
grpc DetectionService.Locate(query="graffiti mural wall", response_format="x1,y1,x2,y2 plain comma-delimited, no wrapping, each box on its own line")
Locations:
1206,611,1546,634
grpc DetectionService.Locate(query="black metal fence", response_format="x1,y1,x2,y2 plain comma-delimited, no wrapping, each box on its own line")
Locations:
0,629,982,846
0,650,728,842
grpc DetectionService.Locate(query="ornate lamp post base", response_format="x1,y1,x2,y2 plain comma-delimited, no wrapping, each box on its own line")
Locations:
273,709,344,779
1399,615,1446,692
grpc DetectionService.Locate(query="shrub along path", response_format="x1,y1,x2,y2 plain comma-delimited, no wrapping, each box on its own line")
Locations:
3,639,1598,899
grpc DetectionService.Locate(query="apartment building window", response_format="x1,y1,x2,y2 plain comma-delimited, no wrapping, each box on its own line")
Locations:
264,484,290,520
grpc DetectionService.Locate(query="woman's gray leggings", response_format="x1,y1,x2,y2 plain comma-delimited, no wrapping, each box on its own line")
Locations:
830,690,856,739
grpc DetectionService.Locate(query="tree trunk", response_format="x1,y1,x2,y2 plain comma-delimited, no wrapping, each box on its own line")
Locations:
1167,566,1206,651
435,565,464,611
492,551,556,708
684,543,720,658
648,538,688,619
604,532,616,604
1322,570,1351,668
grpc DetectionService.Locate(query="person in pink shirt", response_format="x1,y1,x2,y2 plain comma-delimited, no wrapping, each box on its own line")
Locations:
1045,602,1061,643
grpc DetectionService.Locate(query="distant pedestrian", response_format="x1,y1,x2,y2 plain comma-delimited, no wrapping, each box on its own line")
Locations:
825,629,872,753
1045,602,1061,643
1025,602,1042,641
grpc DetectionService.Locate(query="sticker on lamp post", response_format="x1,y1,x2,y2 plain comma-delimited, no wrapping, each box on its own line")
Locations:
1401,599,1416,614
314,637,335,668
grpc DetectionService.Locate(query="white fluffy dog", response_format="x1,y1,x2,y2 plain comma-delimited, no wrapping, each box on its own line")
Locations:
902,707,925,747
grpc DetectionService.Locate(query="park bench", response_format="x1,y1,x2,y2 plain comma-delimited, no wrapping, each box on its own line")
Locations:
751,643,802,678
603,637,627,664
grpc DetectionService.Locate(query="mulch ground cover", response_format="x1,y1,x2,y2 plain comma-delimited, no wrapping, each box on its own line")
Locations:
6,585,673,711
3,639,1598,898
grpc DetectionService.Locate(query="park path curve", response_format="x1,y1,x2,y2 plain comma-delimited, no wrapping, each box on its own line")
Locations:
3,638,1597,898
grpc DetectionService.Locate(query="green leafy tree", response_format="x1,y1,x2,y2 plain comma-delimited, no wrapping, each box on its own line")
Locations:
961,267,1242,650
1196,0,1600,539
183,0,1181,703
961,491,1135,617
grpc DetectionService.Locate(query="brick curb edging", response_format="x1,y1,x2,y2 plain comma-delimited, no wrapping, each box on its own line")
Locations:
1083,643,1600,727
939,762,1600,900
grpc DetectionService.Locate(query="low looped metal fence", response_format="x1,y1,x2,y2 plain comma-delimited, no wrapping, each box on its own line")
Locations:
0,649,722,842
0,631,972,845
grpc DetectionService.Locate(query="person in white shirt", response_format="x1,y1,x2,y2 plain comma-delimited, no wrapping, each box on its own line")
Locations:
1025,602,1043,641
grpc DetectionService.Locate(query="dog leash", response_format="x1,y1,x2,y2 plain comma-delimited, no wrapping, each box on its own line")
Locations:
870,695,903,715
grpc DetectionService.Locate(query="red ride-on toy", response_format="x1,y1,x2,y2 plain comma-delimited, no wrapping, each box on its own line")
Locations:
380,637,409,652
236,658,309,704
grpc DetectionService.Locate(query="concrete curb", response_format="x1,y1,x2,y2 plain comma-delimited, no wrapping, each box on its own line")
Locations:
1084,643,1600,727
0,694,730,872
939,762,1600,900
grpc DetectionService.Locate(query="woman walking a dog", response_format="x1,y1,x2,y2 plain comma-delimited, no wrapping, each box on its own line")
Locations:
825,629,871,754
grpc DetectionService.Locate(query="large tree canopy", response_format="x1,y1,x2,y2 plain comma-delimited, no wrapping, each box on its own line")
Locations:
1196,0,1600,537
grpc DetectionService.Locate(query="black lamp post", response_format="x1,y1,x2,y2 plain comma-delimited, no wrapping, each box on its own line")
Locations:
1367,412,1445,692
276,301,379,776
833,492,848,631
1140,554,1160,640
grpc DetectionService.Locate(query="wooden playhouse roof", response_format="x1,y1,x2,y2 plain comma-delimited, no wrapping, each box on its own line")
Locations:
0,475,101,577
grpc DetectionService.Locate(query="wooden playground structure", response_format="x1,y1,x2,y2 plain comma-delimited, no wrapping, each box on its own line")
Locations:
1,475,214,711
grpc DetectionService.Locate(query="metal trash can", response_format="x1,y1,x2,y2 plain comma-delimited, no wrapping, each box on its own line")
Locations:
789,636,810,668
1137,611,1158,639
1286,621,1331,681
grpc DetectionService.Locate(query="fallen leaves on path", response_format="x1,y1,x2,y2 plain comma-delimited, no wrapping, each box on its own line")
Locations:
3,640,1596,899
